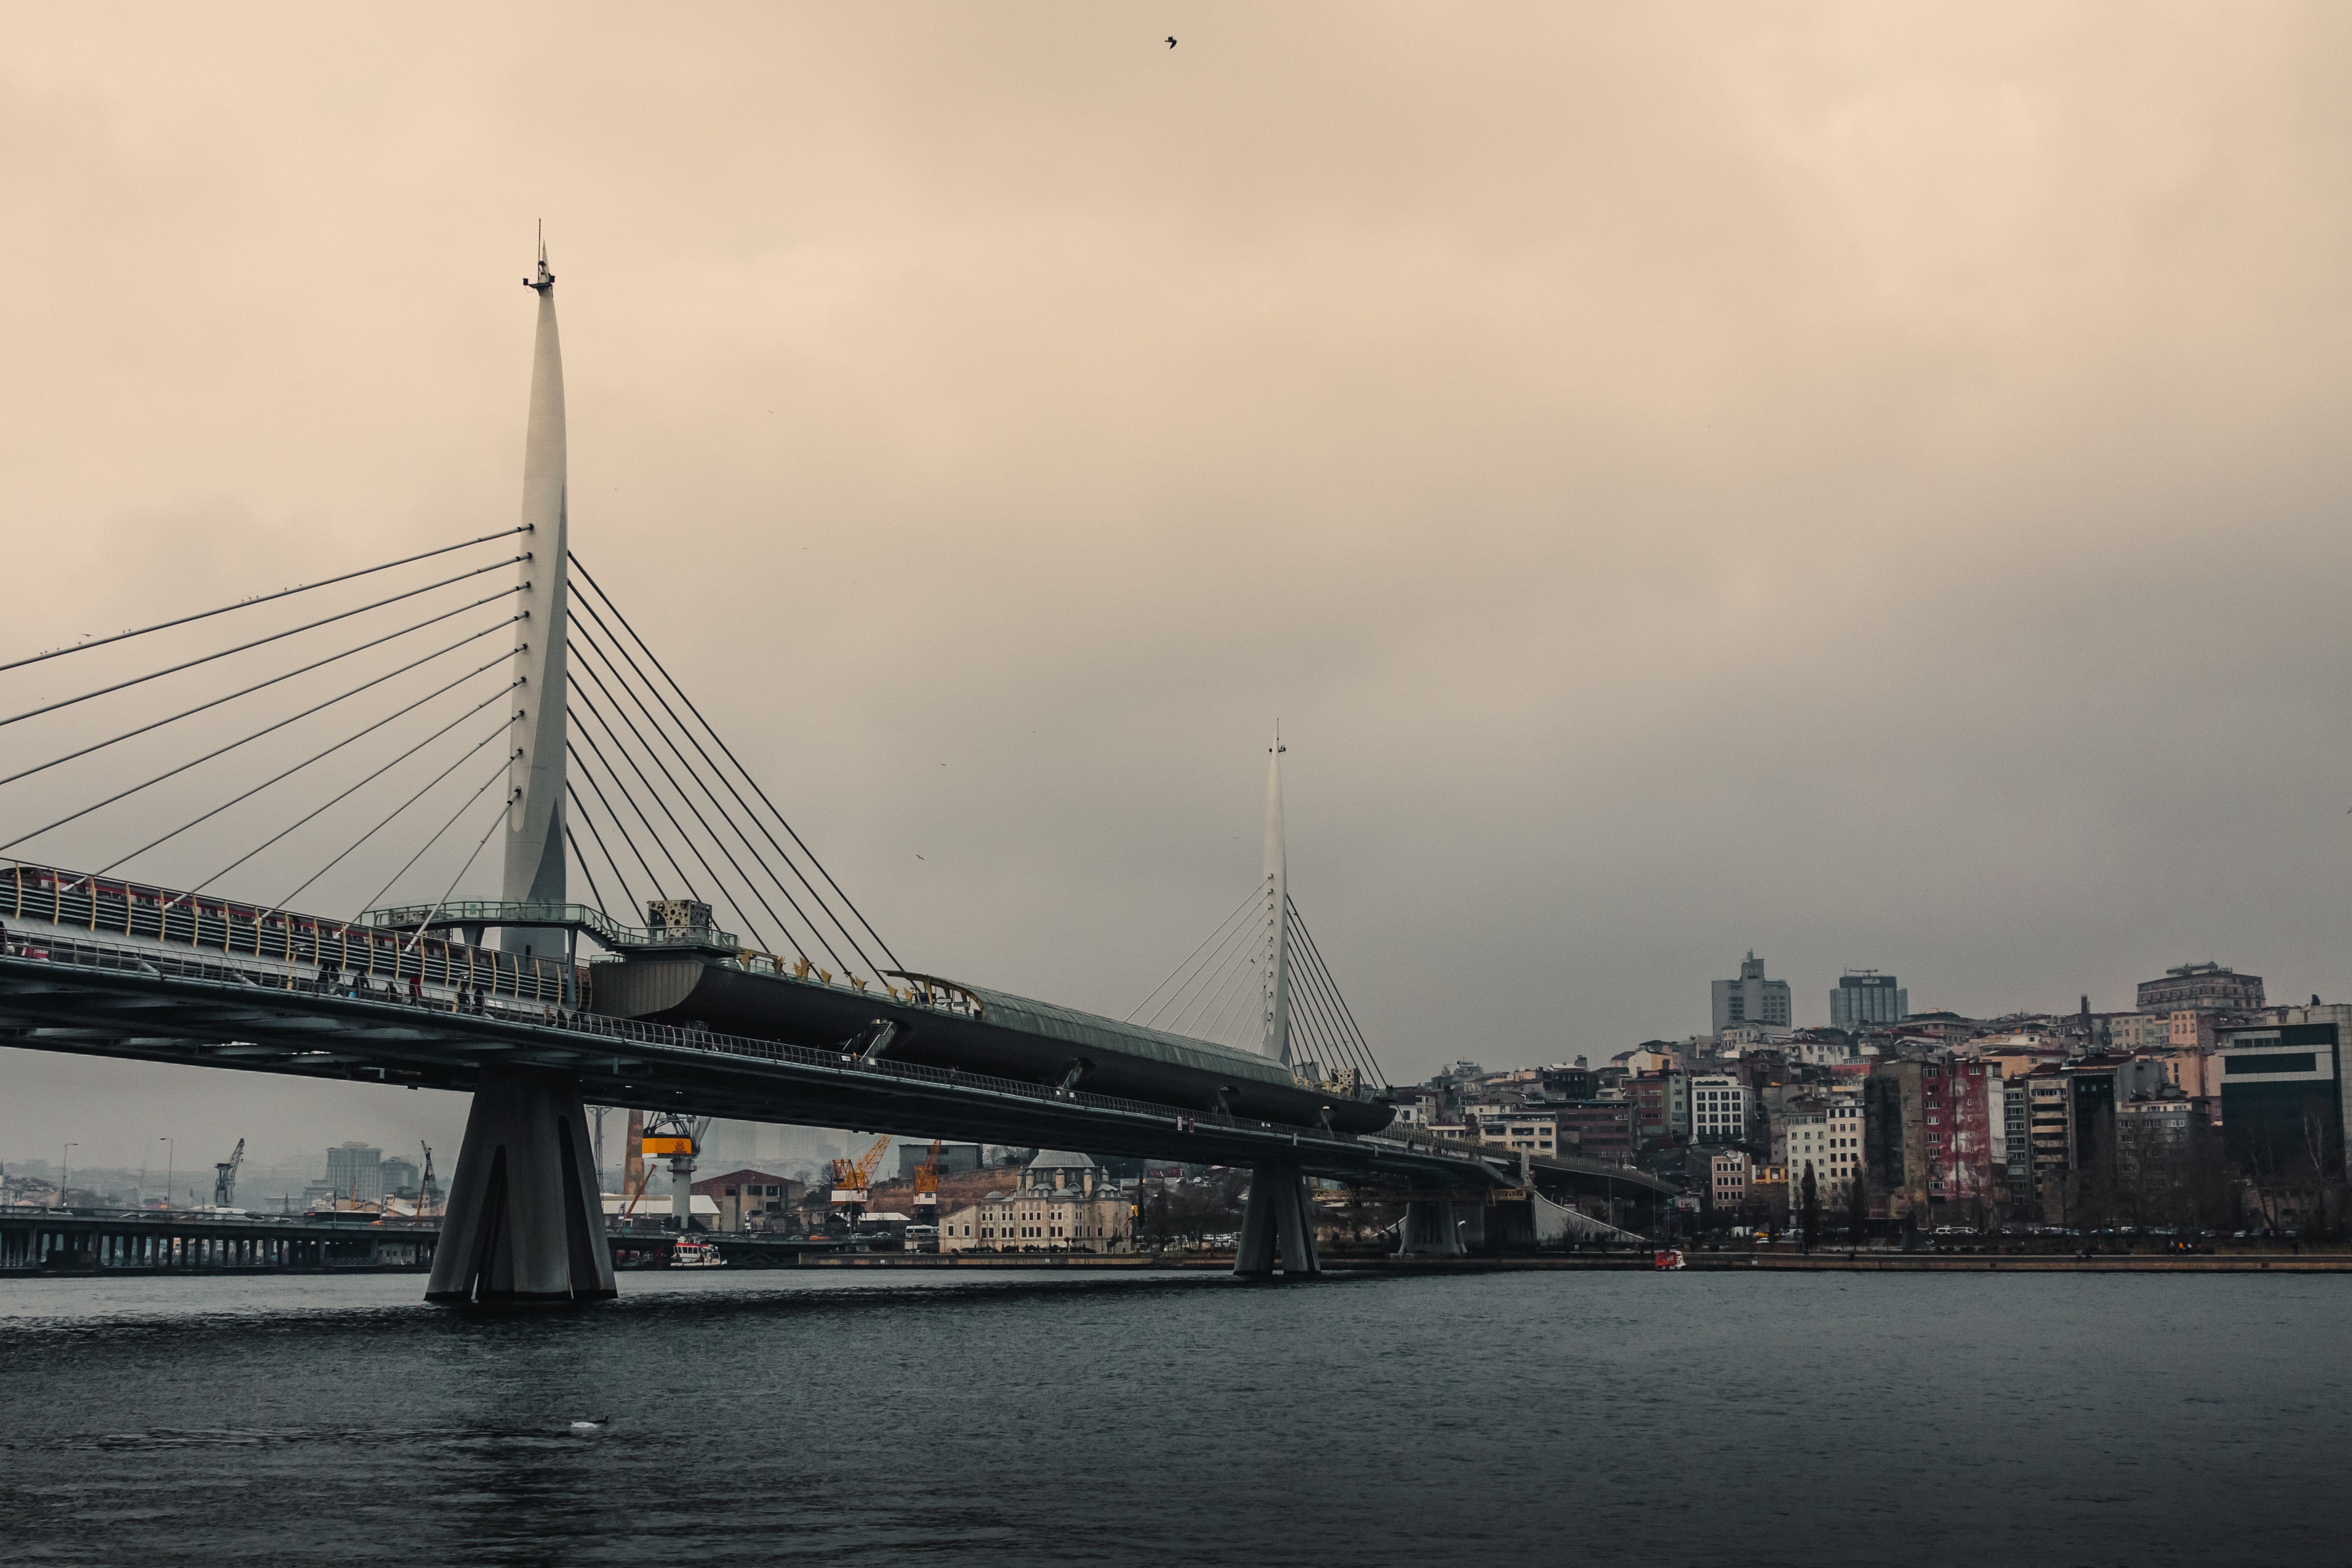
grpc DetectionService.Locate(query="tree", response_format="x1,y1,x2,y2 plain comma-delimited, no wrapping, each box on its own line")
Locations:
1799,1163,1820,1255
1846,1167,1869,1242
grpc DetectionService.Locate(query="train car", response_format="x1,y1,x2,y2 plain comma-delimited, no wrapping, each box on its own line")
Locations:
588,954,1393,1135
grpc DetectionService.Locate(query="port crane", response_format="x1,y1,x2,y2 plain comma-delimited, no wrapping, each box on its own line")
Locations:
212,1139,244,1209
912,1139,943,1218
829,1135,891,1226
628,1111,710,1229
418,1142,441,1215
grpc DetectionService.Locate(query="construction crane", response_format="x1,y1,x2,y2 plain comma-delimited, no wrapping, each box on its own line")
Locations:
418,1142,441,1216
829,1135,891,1226
211,1139,244,1209
912,1139,944,1218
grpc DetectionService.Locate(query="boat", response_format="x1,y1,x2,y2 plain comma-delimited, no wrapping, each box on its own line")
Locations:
670,1238,722,1268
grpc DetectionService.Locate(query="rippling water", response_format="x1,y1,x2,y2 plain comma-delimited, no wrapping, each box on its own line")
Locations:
0,1268,2342,1566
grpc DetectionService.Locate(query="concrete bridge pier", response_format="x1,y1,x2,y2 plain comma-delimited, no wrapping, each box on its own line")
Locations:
425,1065,615,1305
1396,1196,1468,1257
1234,1160,1321,1277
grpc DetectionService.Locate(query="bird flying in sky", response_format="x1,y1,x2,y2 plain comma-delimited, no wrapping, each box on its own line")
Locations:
1166,36,1177,48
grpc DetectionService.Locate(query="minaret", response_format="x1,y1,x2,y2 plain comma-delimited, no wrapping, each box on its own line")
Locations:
502,230,569,942
1260,726,1291,1068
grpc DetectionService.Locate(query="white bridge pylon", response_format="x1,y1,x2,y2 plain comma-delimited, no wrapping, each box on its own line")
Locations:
1241,727,1317,1278
426,237,614,1307
1260,726,1290,1069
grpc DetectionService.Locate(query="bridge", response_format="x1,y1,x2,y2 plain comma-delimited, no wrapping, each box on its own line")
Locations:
0,237,1672,1303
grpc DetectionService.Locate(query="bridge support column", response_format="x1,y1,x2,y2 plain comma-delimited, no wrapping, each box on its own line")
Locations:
426,1066,615,1306
1234,1161,1320,1277
1396,1196,1467,1257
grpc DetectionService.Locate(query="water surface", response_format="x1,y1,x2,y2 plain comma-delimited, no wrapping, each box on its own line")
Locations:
0,1268,2336,1565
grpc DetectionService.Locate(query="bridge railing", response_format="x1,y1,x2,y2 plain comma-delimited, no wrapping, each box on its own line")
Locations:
0,931,1508,1177
3,861,576,1006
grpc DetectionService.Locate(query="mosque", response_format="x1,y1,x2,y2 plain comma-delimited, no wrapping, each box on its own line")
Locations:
937,1150,1134,1254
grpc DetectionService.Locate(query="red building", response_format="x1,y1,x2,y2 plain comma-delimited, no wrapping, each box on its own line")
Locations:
1563,1103,1633,1164
1927,1058,1997,1210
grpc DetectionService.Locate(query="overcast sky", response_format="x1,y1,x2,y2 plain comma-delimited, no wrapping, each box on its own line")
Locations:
6,3,2352,1173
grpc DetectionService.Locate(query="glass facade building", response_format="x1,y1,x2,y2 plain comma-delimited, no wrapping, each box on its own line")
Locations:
1831,971,1908,1031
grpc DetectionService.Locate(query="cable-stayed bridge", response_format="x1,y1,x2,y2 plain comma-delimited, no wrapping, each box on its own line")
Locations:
0,241,1667,1302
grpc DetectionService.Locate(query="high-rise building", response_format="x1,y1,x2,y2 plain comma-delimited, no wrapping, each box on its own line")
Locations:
325,1142,384,1205
2137,963,2263,1015
1830,971,1908,1031
379,1157,420,1197
1711,952,1792,1034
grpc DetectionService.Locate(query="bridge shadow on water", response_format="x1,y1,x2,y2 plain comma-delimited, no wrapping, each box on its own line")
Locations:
2,1269,2348,1567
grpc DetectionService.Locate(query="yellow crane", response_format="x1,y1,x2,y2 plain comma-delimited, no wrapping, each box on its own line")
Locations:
912,1139,944,1217
829,1135,891,1223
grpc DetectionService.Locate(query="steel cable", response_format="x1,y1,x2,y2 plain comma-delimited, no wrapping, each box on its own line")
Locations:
197,702,517,893
568,615,840,967
568,623,830,968
1127,886,1260,1024
569,589,872,974
569,555,901,971
88,645,524,877
1285,911,1372,1085
397,784,517,954
1193,944,1268,1048
0,526,526,676
564,780,641,918
276,693,521,909
564,821,610,919
1141,894,1264,1033
1290,905,1379,1081
1288,907,1364,1081
565,697,705,904
0,586,524,792
355,755,515,917
564,733,667,905
1171,922,1265,1040
1288,897,1387,1086
563,655,783,958
0,626,522,856
0,555,526,730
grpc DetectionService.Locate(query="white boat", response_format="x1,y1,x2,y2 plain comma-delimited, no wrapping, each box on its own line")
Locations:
670,1239,723,1268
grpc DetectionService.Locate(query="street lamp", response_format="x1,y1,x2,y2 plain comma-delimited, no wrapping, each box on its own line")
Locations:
160,1138,173,1213
60,1143,76,1209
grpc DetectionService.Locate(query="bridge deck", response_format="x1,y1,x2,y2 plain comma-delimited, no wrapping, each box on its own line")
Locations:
0,936,1673,1199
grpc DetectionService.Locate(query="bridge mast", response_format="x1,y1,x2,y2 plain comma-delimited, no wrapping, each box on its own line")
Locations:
503,227,569,943
423,235,613,1306
1260,726,1291,1068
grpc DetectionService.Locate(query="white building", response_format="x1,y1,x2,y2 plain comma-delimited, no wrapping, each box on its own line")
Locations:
1474,1114,1563,1158
1691,1076,1753,1144
1781,1098,1862,1208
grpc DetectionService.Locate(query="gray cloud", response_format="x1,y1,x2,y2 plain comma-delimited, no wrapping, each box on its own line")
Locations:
5,3,2352,1168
